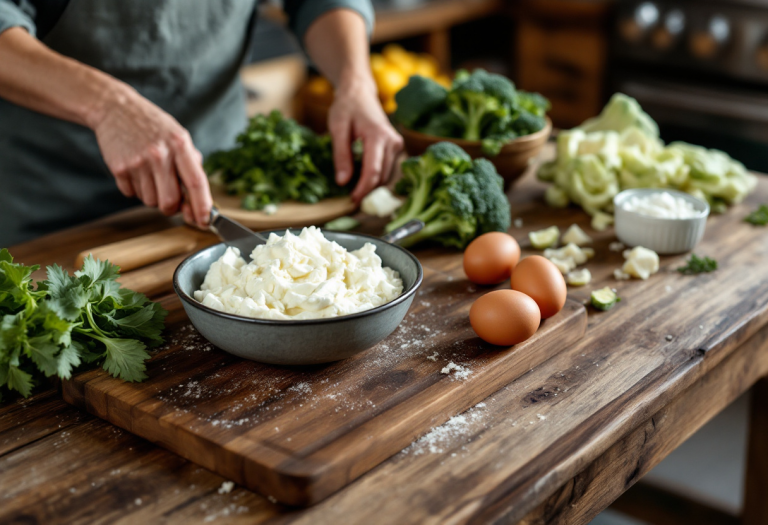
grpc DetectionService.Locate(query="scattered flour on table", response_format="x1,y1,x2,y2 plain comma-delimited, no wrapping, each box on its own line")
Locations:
405,402,488,455
218,481,235,494
440,361,472,380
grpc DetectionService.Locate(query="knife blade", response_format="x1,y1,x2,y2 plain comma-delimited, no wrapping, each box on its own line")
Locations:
209,207,269,244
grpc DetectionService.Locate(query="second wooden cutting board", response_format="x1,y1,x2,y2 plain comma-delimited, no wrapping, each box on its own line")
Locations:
62,265,587,506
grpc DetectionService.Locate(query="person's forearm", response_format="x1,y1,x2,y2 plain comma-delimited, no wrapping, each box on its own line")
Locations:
304,9,375,95
0,27,126,129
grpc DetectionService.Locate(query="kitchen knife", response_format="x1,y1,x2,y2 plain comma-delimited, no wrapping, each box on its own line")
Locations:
209,206,269,243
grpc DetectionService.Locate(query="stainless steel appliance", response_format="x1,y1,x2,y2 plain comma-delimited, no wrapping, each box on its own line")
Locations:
611,0,768,171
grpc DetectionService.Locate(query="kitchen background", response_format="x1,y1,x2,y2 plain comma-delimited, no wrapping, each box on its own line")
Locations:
242,0,764,523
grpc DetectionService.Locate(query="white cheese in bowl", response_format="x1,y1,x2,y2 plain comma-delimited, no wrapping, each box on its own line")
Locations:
194,226,403,320
621,191,700,219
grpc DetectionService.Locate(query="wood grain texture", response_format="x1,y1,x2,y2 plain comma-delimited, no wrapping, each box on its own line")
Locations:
74,226,216,272
2,155,767,524
743,377,768,525
62,279,586,505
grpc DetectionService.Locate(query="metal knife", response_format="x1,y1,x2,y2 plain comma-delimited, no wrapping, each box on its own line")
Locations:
209,207,269,243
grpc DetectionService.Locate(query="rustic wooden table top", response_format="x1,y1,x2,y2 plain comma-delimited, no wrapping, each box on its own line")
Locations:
2,158,768,524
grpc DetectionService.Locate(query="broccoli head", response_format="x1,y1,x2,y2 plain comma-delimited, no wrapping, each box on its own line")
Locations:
446,69,516,141
392,75,448,130
389,142,472,232
390,150,511,249
517,91,551,117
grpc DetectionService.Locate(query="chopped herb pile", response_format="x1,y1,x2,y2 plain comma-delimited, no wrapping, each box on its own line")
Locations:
0,249,167,401
204,110,356,211
677,254,718,275
744,204,768,226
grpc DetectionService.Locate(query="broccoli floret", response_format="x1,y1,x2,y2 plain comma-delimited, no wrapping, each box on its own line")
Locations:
417,109,464,137
469,158,511,233
511,110,546,135
517,91,551,117
446,69,516,140
388,142,473,232
390,152,511,249
392,75,448,129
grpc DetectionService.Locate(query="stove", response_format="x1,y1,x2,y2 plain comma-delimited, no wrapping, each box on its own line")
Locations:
610,0,768,171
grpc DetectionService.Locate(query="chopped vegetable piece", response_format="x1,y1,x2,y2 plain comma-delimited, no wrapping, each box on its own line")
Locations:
591,211,614,232
361,187,402,218
562,224,592,246
622,246,659,280
566,268,592,286
677,254,718,275
591,287,621,311
529,226,560,249
745,204,768,226
324,216,360,231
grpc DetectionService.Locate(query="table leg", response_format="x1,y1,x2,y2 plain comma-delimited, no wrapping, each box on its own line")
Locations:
743,377,768,525
423,28,451,72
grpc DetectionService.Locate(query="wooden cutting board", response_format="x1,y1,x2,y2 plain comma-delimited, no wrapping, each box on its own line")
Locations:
211,184,357,229
62,264,586,506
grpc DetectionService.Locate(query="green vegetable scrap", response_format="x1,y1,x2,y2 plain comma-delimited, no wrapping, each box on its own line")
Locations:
0,249,167,401
590,287,621,311
393,69,550,156
677,254,718,275
537,94,757,217
205,110,354,211
745,204,768,226
385,142,511,249
324,216,360,231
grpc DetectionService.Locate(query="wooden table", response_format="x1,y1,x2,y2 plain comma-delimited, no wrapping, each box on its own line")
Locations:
2,160,768,524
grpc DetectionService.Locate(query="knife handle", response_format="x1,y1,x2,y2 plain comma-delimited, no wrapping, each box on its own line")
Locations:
75,226,215,272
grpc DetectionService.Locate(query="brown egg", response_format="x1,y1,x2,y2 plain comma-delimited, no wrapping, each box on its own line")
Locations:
510,256,567,319
463,232,521,285
469,290,541,346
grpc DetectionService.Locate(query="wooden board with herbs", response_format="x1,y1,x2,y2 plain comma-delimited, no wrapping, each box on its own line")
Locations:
2,159,768,524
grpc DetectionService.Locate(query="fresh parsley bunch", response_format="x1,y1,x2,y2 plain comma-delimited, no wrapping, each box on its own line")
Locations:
677,254,718,275
745,204,768,226
0,249,167,401
205,110,355,211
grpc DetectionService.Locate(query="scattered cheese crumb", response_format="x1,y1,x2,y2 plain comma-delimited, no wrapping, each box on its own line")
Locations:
218,481,235,494
440,362,472,379
562,224,592,246
426,352,439,362
262,203,279,216
614,269,631,280
135,498,142,506
513,218,523,228
665,335,674,341
536,413,547,420
609,241,625,252
622,246,660,280
591,211,614,231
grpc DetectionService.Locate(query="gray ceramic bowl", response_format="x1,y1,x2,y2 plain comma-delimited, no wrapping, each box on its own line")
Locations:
173,230,423,365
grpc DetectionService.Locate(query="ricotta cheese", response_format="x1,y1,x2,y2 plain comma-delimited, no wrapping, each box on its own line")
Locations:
622,191,699,219
194,226,403,320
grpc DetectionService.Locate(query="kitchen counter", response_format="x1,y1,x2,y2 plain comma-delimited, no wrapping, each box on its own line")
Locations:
2,153,768,524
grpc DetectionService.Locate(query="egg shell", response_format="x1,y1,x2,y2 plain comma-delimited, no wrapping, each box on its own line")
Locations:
469,290,541,346
510,255,567,319
463,232,521,285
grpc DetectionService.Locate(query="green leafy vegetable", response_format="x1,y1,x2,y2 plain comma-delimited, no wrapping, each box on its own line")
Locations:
745,204,768,226
677,254,718,275
0,249,167,402
386,142,511,249
205,110,355,211
393,69,549,156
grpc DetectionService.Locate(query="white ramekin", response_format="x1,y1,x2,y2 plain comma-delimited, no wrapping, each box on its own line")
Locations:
614,189,710,254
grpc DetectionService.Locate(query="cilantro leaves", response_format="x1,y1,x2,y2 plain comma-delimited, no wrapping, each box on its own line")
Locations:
745,204,768,226
0,249,167,401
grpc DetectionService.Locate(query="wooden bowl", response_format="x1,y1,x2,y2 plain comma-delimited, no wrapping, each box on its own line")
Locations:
398,118,552,189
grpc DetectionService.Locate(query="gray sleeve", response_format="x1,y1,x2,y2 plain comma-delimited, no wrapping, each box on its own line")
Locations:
0,0,36,37
285,0,375,44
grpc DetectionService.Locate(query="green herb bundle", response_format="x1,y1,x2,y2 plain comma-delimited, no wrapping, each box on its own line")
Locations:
205,110,353,211
0,249,167,401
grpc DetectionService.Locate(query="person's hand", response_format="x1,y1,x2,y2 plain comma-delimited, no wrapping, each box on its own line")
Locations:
328,77,404,202
91,86,212,228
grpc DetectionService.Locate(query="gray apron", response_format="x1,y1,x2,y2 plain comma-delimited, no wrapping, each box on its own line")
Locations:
0,0,256,245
